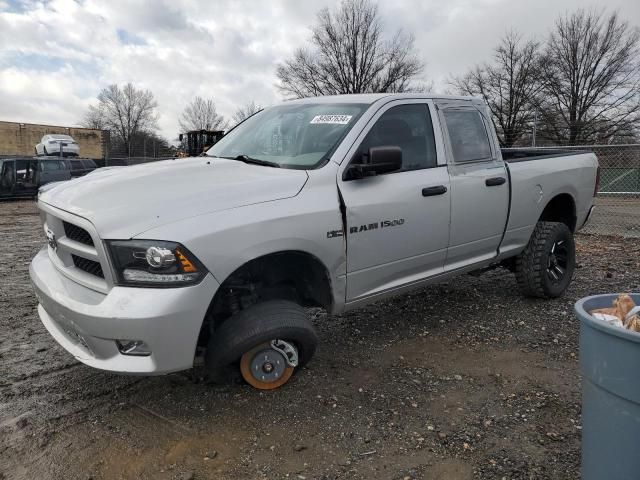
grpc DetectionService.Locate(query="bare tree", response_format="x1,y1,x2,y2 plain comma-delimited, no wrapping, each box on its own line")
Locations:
537,10,640,144
452,33,542,147
79,105,107,130
84,83,159,156
232,101,262,125
276,0,424,98
179,96,227,133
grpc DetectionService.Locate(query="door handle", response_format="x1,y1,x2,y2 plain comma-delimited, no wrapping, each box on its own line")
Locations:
485,177,506,187
422,185,448,197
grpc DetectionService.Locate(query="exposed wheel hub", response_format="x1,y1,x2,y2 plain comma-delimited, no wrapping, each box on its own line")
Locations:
250,348,287,382
240,340,298,390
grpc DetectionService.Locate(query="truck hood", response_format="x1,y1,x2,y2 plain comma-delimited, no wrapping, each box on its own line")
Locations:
40,157,308,238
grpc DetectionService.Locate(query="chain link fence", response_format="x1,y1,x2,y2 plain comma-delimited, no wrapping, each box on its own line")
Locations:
528,145,640,238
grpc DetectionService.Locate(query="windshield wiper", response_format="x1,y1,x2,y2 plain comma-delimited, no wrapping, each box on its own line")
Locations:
222,155,281,168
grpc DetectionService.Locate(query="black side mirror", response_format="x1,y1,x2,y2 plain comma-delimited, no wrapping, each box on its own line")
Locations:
345,146,402,180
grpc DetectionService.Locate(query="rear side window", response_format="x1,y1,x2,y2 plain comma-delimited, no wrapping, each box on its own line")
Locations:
443,110,492,163
41,160,66,171
81,159,97,168
71,160,83,169
354,104,437,171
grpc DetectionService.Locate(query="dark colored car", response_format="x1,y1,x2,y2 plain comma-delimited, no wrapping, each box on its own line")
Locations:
67,158,98,177
0,157,71,199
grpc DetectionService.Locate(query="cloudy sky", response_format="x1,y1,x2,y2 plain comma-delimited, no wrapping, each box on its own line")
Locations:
1,0,638,141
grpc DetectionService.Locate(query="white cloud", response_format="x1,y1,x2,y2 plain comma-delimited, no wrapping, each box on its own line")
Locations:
0,0,639,142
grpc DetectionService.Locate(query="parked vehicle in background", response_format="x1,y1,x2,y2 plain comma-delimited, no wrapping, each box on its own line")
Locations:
35,134,80,157
0,157,71,199
30,93,599,390
67,158,98,177
180,130,225,156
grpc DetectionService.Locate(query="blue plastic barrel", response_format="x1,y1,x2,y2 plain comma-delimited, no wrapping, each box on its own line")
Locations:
575,293,640,480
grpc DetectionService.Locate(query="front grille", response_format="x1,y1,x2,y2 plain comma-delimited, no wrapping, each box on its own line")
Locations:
72,254,104,278
63,221,94,246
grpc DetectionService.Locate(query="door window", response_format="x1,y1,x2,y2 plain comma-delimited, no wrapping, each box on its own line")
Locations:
15,160,37,183
353,104,437,171
443,110,492,163
81,159,97,168
71,160,83,170
41,160,66,171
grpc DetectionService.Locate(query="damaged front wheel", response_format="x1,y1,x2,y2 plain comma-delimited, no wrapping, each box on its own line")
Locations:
205,300,318,389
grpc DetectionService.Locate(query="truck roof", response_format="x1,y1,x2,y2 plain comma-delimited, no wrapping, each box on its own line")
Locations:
287,93,484,105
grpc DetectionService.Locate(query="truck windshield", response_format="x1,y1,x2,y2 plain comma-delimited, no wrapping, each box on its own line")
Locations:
206,103,368,169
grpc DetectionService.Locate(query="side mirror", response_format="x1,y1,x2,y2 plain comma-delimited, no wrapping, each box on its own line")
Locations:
345,146,402,180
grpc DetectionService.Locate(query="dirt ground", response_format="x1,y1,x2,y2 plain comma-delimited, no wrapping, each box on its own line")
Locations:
1,200,639,480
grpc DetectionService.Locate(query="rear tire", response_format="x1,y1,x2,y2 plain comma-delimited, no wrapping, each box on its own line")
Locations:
515,221,575,298
205,300,318,388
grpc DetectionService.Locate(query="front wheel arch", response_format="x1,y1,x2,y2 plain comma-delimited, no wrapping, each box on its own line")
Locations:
196,250,332,353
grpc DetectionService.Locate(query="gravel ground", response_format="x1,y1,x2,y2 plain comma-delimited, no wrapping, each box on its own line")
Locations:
581,196,640,238
1,199,639,480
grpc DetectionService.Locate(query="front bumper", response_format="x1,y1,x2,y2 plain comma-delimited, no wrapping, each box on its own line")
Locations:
29,247,219,375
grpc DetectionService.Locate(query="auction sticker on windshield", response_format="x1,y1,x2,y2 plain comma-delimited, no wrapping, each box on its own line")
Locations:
310,114,353,125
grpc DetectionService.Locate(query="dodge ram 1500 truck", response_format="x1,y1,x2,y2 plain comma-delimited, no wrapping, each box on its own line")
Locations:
30,93,599,389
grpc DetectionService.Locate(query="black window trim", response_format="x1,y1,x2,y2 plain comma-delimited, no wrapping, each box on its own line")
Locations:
443,106,495,165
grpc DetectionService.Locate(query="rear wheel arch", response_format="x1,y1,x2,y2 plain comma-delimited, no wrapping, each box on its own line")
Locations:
539,193,577,232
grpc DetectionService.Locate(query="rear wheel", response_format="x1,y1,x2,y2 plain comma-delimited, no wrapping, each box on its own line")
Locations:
205,300,318,389
515,221,575,298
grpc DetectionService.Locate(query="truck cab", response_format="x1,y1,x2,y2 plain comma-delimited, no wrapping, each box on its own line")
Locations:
30,93,599,390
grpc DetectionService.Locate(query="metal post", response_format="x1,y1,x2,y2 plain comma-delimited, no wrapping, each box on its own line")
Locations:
59,142,63,158
532,111,538,147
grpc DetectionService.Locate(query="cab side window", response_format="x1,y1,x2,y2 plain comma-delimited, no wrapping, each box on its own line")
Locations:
443,109,492,163
354,104,437,171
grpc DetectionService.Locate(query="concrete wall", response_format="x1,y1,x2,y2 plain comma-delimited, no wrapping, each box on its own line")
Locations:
0,121,109,160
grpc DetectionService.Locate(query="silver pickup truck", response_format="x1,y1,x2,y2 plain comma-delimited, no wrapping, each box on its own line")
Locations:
30,93,599,389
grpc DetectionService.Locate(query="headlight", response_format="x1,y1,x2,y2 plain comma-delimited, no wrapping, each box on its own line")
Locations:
106,240,207,287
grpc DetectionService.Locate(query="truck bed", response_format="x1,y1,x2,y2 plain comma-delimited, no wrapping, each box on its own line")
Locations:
497,149,599,260
501,148,589,162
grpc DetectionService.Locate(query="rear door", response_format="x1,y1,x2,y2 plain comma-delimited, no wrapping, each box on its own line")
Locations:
81,159,97,173
438,102,509,270
338,100,451,302
40,159,70,184
69,159,84,177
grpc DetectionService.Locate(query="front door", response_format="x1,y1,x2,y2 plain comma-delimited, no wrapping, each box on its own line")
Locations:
0,160,14,196
439,104,509,270
13,159,38,197
339,101,451,302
